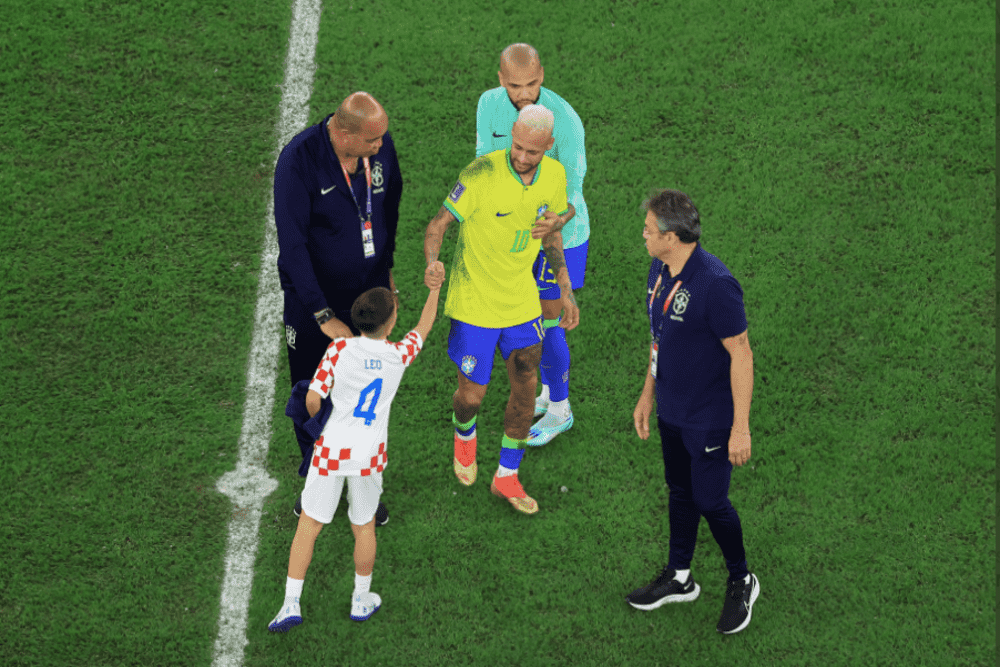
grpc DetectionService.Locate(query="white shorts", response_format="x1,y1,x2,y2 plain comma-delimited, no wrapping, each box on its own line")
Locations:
300,467,383,525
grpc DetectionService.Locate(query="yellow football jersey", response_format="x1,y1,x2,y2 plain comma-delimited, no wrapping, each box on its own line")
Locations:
442,149,569,328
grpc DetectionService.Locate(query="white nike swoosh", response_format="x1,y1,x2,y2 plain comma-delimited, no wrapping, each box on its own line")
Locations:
705,446,722,452
321,186,335,195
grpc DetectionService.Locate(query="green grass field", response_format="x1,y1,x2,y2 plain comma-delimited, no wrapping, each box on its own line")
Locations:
1,0,994,665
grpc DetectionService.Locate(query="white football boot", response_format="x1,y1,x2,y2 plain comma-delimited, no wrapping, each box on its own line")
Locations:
350,592,382,621
268,598,303,632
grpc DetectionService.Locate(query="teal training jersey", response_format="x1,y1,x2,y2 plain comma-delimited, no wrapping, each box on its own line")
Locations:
475,86,589,249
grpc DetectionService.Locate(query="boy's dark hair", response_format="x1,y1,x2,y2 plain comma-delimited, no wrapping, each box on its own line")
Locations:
642,188,702,244
350,287,396,335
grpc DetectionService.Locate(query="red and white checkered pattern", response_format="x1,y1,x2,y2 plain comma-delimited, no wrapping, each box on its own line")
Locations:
306,330,423,477
312,436,387,476
312,339,347,395
394,330,421,367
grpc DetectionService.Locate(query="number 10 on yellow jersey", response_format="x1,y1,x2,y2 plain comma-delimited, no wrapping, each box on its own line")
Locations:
510,229,531,253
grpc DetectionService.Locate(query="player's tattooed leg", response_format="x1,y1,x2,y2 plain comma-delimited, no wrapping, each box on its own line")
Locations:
504,343,542,439
454,370,488,424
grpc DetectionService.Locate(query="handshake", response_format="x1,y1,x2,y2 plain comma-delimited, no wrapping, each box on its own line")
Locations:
424,261,446,290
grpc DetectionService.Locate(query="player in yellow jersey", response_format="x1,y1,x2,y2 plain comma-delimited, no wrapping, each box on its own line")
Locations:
424,105,579,514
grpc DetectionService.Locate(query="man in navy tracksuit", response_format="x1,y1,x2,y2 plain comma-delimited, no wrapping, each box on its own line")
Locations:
627,189,760,635
273,92,402,525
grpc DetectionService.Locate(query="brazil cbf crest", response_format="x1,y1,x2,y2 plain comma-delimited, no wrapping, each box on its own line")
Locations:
673,289,691,314
371,161,384,187
671,288,691,321
461,355,477,376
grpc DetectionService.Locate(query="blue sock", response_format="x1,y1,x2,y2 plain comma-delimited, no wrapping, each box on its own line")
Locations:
498,434,526,471
453,413,476,437
498,447,525,470
539,358,551,389
541,321,570,402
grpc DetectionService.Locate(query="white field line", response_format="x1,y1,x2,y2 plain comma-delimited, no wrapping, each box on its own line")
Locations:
212,1,321,665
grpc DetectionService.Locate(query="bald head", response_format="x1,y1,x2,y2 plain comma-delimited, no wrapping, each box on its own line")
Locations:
328,92,388,160
333,92,386,134
498,44,545,111
500,43,541,75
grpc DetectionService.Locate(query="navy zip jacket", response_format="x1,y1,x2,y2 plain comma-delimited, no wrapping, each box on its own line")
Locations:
274,114,403,315
285,378,333,476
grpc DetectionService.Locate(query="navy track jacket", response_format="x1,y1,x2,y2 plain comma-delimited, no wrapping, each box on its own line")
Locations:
274,114,403,315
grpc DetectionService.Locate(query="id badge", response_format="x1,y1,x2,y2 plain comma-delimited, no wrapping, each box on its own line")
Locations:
363,239,376,258
650,342,659,379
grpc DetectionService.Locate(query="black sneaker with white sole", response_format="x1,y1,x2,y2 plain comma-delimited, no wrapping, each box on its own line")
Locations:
293,494,302,518
374,501,388,527
626,567,701,610
716,573,760,635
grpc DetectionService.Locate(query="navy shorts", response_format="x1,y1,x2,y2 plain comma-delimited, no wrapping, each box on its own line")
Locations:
533,240,589,300
447,317,545,385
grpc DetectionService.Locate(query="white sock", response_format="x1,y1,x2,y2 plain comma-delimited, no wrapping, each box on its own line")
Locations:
533,399,571,431
456,430,475,442
354,573,372,595
285,577,303,603
538,384,550,402
674,569,690,584
497,465,517,477
547,398,570,419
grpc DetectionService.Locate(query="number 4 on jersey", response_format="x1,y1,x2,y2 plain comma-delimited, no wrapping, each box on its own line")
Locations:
353,378,383,426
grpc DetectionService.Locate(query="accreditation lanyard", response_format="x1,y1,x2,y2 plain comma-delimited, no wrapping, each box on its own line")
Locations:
339,157,375,259
648,268,682,379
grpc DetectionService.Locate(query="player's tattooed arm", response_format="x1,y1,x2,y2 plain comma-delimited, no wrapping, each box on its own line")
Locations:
544,230,580,329
424,205,455,289
424,205,455,264
542,231,576,303
559,203,576,229
542,230,568,276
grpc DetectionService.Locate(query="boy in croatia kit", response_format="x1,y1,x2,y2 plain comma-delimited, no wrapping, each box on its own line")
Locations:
269,284,440,632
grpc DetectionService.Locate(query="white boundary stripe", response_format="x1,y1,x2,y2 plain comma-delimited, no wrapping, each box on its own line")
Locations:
212,1,322,665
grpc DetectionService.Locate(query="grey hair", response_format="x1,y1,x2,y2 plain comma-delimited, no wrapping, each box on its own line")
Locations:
641,189,701,243
516,105,555,134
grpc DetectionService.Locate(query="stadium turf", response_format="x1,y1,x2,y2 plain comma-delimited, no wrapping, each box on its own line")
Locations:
1,0,993,665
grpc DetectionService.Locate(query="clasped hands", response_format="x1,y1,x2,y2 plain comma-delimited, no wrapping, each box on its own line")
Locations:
530,210,563,239
424,260,446,289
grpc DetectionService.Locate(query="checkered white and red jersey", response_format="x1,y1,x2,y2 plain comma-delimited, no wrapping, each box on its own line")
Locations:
308,330,423,476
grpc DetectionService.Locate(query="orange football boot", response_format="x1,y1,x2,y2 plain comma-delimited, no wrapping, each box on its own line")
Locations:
490,472,539,514
453,432,477,486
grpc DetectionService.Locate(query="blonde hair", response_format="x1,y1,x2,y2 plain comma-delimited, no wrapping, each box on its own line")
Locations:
516,104,554,135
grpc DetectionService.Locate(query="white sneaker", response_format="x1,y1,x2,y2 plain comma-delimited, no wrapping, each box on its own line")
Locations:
350,591,382,621
527,411,574,446
268,599,302,632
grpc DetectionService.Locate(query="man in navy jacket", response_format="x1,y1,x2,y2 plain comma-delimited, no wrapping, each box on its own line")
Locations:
627,189,759,635
274,92,402,524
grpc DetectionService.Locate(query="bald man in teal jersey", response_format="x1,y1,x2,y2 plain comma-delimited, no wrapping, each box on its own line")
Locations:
475,43,589,447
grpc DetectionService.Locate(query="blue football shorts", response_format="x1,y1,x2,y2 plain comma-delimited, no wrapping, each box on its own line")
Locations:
533,240,589,300
447,317,545,385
